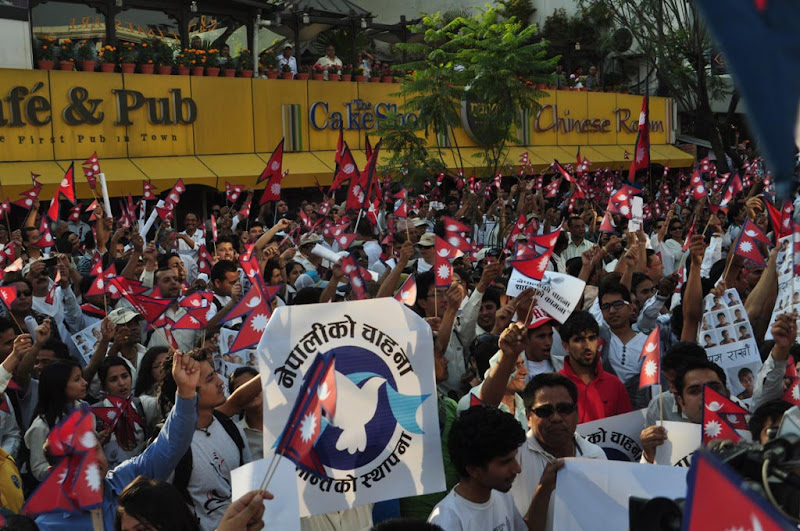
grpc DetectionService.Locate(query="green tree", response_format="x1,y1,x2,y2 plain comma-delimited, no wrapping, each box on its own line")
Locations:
539,6,613,75
580,0,734,172
497,0,536,25
384,6,555,181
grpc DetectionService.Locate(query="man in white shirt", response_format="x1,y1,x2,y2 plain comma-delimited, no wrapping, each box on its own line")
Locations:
277,43,297,75
315,44,343,80
178,212,205,261
598,283,647,384
428,406,529,530
509,372,606,531
561,215,594,262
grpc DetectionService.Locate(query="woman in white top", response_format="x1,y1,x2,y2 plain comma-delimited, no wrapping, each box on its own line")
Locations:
24,359,88,481
134,346,170,432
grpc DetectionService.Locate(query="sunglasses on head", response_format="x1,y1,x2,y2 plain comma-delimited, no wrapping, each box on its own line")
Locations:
530,402,577,418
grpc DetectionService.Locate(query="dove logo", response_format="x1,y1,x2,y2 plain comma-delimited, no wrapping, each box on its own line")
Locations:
313,345,429,470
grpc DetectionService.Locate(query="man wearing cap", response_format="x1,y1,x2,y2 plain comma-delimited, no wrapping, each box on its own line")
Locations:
416,233,436,273
99,308,146,379
278,43,297,75
296,233,324,273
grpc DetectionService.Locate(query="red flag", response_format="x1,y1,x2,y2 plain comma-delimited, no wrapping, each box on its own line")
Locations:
331,144,359,192
627,92,650,183
197,245,213,275
690,169,707,200
226,182,245,203
682,219,697,251
260,169,289,205
442,216,470,234
210,215,218,242
393,275,417,306
57,163,77,204
740,218,772,247
142,181,157,200
34,216,54,248
179,291,214,309
638,328,660,389
68,449,104,509
0,286,17,307
703,384,749,439
782,378,800,406
394,200,408,218
67,205,81,223
335,125,345,166
434,235,463,259
274,352,337,476
22,458,77,515
0,199,9,221
469,393,484,407
335,232,358,250
434,248,453,288
82,152,101,190
12,186,41,209
733,224,767,266
683,451,794,530
508,248,553,282
172,309,208,330
341,255,369,300
364,135,373,161
544,178,561,198
445,232,472,253
225,284,280,323
258,139,284,184
598,212,616,233
527,227,562,251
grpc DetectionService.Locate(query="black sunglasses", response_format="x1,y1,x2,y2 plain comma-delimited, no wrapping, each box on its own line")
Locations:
530,402,577,419
417,244,433,249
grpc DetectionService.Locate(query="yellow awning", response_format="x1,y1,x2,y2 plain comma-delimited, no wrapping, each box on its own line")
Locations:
650,144,695,167
0,162,68,199
57,159,149,199
588,145,631,171
258,152,335,189
529,146,579,168
198,154,268,188
130,156,218,189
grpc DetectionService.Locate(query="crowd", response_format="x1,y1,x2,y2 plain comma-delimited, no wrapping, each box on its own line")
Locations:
0,149,797,531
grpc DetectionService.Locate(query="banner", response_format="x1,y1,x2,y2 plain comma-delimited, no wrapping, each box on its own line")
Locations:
256,299,443,516
552,459,688,531
765,234,800,342
697,288,762,407
576,409,647,462
654,420,701,467
232,459,301,530
71,321,103,364
506,270,585,323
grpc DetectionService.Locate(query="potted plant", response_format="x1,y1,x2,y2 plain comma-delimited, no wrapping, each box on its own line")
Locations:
312,63,325,81
118,41,138,73
97,45,116,72
58,39,76,70
188,49,205,76
236,49,254,78
353,65,367,83
380,65,393,83
257,49,275,78
392,68,405,83
204,48,220,76
34,37,56,70
326,63,340,81
138,41,155,74
147,38,173,75
296,64,310,81
175,50,191,75
340,63,353,82
220,56,235,77
75,40,96,72
279,63,294,79
369,63,381,82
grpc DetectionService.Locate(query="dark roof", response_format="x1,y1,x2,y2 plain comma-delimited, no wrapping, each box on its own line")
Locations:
281,0,370,17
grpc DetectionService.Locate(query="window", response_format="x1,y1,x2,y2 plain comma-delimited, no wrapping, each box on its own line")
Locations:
32,1,106,42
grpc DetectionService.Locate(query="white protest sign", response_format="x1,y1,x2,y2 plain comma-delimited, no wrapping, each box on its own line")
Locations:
256,298,444,517
552,459,688,531
71,320,103,364
506,270,585,323
697,288,761,405
654,420,701,467
577,409,647,462
766,234,800,342
628,196,644,232
231,459,301,531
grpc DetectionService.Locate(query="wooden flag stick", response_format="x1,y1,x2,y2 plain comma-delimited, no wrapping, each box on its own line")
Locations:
91,507,103,531
658,385,664,425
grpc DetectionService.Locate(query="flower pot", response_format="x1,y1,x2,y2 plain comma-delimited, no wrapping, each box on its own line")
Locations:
281,72,294,79
354,75,367,83
205,67,220,77
341,74,352,82
59,60,74,71
177,66,190,76
393,78,401,83
547,85,556,90
80,60,96,72
296,73,309,80
139,63,155,74
369,77,381,83
327,73,340,81
265,70,278,79
240,69,254,78
190,66,204,76
157,65,172,75
222,68,236,77
37,60,54,70
121,63,136,74
100,62,115,73
312,74,324,81
381,76,393,83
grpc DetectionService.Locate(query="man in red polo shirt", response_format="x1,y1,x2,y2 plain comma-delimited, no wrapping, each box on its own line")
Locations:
558,310,632,423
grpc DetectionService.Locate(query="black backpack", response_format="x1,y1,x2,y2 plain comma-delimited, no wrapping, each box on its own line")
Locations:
172,410,245,505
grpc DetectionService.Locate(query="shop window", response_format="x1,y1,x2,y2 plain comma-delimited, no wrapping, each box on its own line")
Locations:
115,8,179,45
188,14,244,54
32,1,106,43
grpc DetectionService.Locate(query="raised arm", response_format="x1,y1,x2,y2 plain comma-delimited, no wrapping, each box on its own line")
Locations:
681,234,705,342
744,246,778,342
376,241,414,299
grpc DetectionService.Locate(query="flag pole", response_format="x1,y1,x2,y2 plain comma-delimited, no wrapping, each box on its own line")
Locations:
91,507,103,531
658,384,664,425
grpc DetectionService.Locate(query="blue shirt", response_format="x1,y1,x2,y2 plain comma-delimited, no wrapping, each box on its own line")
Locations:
35,394,198,531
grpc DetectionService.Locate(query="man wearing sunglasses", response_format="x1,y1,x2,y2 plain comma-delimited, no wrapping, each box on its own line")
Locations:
509,373,606,530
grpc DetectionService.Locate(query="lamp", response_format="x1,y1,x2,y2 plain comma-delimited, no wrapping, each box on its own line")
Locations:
115,0,122,6
575,41,581,51
274,14,281,25
302,12,310,24
361,17,367,29
190,1,197,13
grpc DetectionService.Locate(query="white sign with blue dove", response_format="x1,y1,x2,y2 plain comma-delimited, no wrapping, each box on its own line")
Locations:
256,298,444,516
